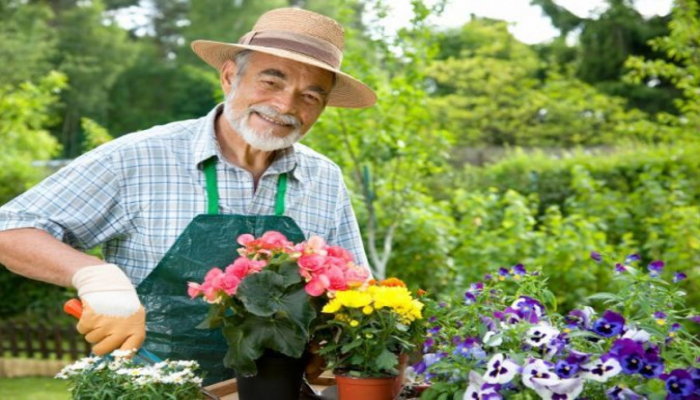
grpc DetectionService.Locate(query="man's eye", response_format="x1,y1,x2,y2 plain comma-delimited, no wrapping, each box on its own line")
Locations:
304,93,321,103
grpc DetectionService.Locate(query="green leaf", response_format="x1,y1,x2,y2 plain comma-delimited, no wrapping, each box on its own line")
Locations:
375,348,398,372
586,292,621,302
196,303,225,329
341,338,364,353
277,261,302,287
222,315,307,376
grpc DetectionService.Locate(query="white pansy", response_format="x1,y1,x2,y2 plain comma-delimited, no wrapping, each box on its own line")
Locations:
483,353,520,384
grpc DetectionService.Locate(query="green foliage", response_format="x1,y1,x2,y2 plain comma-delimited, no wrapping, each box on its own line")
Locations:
625,0,700,139
438,144,700,309
0,1,57,86
428,19,653,147
307,0,453,278
56,356,203,399
53,0,138,157
81,118,113,152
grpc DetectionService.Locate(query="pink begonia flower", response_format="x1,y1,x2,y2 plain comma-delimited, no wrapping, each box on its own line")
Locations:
237,234,255,246
220,273,242,296
204,267,224,283
259,231,291,249
227,257,267,279
187,282,201,299
325,266,349,291
298,254,327,273
344,264,370,286
298,236,327,256
305,274,331,296
327,246,353,262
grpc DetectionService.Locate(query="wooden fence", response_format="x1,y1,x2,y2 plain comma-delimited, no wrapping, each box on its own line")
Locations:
0,321,90,360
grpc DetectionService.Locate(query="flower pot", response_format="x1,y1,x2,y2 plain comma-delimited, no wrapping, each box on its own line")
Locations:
335,374,402,400
236,350,305,400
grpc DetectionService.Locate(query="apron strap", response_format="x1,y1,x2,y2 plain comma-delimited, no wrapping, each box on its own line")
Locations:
275,173,288,216
203,157,288,217
203,158,219,215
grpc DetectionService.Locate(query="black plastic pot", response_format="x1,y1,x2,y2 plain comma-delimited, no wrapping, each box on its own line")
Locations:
236,350,305,400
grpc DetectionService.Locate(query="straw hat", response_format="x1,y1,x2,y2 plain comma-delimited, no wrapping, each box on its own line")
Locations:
191,8,377,108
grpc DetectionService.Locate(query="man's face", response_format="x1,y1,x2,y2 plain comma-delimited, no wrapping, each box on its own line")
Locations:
223,52,334,151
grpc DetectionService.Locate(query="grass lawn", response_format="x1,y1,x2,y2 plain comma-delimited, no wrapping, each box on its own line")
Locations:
0,377,70,399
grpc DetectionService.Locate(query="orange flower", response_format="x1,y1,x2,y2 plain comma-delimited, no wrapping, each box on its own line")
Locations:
368,279,377,286
417,289,427,297
379,277,406,287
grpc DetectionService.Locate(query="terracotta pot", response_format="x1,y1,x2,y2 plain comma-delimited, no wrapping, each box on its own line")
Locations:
335,374,401,400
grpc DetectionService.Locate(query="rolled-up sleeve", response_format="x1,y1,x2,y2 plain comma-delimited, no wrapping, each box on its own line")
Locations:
0,148,129,251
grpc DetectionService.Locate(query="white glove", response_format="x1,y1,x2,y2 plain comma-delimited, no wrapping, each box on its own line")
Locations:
71,264,146,355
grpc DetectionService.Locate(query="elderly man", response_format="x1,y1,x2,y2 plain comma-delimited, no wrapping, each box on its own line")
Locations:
0,7,375,385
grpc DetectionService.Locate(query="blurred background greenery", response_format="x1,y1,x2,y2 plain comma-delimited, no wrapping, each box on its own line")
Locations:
1,0,698,325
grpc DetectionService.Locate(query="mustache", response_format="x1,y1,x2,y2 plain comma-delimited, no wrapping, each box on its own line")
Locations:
247,105,301,128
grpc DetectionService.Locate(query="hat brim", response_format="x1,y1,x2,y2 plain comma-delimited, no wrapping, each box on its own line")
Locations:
191,40,377,108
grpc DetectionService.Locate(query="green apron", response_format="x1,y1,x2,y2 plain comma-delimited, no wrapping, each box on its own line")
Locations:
136,157,306,385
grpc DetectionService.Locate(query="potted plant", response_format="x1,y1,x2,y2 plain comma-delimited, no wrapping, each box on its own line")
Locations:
411,254,700,399
188,231,369,400
56,350,204,399
316,278,425,399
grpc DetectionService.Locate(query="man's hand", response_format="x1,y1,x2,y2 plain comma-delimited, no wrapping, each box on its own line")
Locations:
71,264,146,355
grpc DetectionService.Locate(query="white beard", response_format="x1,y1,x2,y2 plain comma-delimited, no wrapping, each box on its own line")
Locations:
223,89,303,152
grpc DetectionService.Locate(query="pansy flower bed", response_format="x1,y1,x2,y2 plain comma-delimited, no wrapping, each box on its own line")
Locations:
412,254,700,399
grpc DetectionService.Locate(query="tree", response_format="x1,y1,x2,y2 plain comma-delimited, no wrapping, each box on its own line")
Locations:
52,0,138,157
307,0,454,279
0,1,57,86
532,0,678,115
625,0,700,139
428,18,650,147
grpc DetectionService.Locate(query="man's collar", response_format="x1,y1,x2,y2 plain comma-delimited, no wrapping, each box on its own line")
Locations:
193,104,305,184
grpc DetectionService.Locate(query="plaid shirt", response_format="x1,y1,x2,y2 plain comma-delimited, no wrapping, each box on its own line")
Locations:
0,105,368,285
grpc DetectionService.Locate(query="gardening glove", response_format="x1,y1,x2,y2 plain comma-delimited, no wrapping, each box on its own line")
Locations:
71,264,146,356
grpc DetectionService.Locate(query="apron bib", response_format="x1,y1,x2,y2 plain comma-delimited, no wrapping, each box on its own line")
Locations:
136,157,305,384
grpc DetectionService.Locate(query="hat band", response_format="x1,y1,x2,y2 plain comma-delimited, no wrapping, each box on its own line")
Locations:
238,30,342,69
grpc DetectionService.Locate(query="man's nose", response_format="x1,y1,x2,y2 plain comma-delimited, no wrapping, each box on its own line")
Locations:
270,89,298,115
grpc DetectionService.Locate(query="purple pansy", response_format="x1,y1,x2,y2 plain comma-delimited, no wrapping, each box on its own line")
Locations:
484,273,493,281
590,251,602,262
510,296,546,323
663,369,696,399
512,263,527,275
498,267,510,280
614,263,627,274
689,316,700,324
592,310,625,337
484,353,520,384
606,385,644,400
625,254,640,263
639,346,664,379
554,351,590,379
522,359,554,390
609,338,645,374
464,292,477,305
427,326,441,336
530,376,584,400
422,337,434,352
673,272,688,283
565,307,595,330
648,260,665,277
524,324,560,348
581,354,622,382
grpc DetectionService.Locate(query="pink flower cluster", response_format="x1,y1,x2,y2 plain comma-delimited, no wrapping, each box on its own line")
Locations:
187,231,370,302
295,236,370,296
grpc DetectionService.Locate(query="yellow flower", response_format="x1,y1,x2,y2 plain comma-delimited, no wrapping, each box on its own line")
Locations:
322,298,342,314
350,320,359,327
362,305,374,315
336,290,372,309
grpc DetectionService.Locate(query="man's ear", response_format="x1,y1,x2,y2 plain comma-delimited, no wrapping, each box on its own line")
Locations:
220,60,238,96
